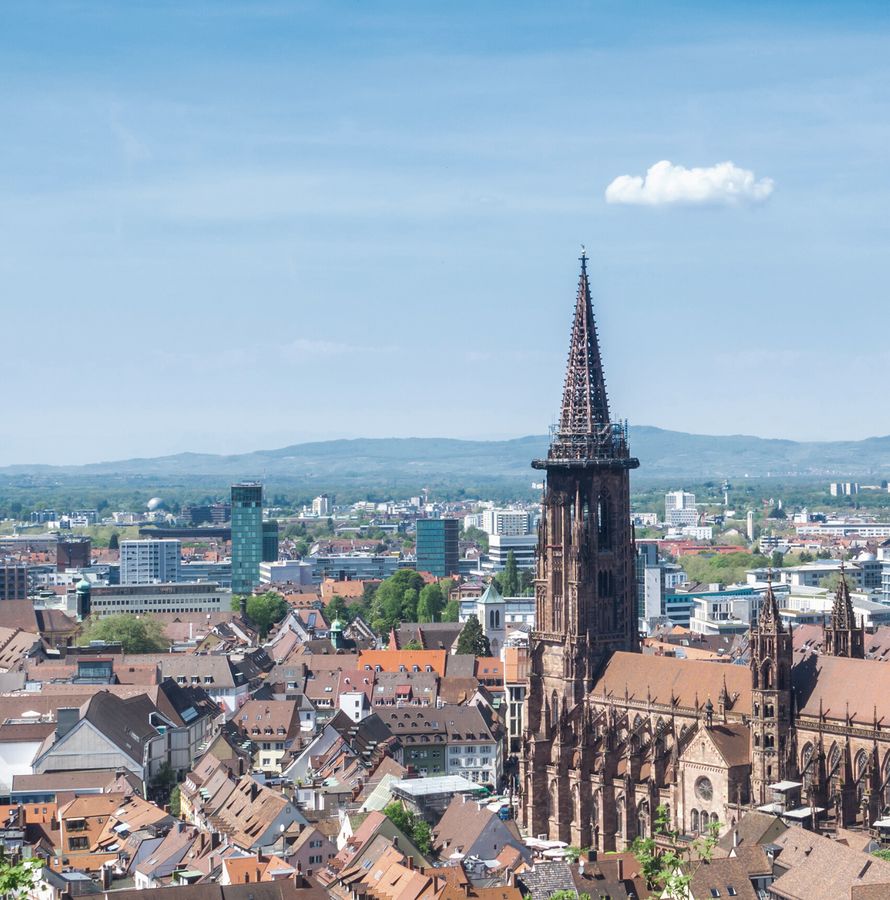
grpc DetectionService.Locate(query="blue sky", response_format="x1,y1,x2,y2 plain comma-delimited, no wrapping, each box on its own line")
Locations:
1,1,888,464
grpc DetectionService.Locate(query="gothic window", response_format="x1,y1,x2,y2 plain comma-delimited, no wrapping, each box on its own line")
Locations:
710,812,719,827
660,803,670,834
582,501,590,524
597,495,611,550
778,665,787,690
855,749,869,791
801,743,815,792
828,743,841,780
760,660,773,690
691,809,700,833
615,796,624,836
695,776,713,802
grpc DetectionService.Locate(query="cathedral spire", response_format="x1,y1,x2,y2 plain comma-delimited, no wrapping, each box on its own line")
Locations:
557,249,611,436
758,569,782,631
831,562,855,630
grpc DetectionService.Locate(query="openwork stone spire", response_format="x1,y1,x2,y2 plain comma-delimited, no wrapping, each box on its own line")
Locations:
831,563,855,629
543,251,634,465
758,570,783,632
558,250,611,434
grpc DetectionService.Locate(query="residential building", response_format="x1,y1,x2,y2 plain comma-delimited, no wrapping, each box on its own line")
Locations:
665,490,698,526
32,681,217,784
119,539,181,584
415,518,459,577
481,509,530,536
0,561,28,601
830,481,859,496
231,700,302,772
232,482,264,595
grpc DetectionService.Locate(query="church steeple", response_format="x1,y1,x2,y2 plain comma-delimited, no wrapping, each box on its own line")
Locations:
824,563,865,658
547,251,632,464
558,249,611,435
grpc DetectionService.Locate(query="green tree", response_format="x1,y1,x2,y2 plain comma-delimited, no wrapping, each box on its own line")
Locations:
501,552,520,596
820,571,845,592
441,599,460,622
411,818,432,854
0,847,41,898
80,614,168,652
108,532,120,551
170,784,181,817
519,568,535,596
383,801,412,833
417,583,445,622
369,569,425,633
456,614,491,656
233,591,289,638
383,801,431,854
631,805,721,896
770,550,784,569
462,525,489,553
401,588,419,622
347,601,366,622
326,596,350,623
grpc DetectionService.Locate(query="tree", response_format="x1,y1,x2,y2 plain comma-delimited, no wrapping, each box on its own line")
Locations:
770,550,784,569
347,601,366,622
326,596,350,623
108,532,120,550
631,805,721,897
501,552,520,596
80,614,168,652
0,847,41,898
383,801,431,854
820,572,845,592
456,614,491,656
417,583,445,622
441,599,460,622
241,591,289,638
369,569,426,633
170,784,181,817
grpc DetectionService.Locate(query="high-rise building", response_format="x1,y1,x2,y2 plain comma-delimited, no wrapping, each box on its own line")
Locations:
231,483,264,596
312,494,331,517
415,518,459,577
119,539,181,584
481,509,531,536
521,252,640,842
262,520,279,563
664,490,697,526
0,561,28,601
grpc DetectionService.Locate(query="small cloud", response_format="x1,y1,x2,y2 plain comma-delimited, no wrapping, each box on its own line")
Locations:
287,338,353,356
605,160,774,207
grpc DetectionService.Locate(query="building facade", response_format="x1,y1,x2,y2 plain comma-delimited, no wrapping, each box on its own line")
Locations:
119,539,181,584
415,518,459,577
231,482,263,595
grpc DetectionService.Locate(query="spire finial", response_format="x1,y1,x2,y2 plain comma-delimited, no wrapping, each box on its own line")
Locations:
580,244,587,273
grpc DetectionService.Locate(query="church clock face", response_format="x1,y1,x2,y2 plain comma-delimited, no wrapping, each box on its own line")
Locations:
695,776,713,802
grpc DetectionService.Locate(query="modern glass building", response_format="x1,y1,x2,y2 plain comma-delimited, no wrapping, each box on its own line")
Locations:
415,518,459,577
262,520,279,563
231,482,263,596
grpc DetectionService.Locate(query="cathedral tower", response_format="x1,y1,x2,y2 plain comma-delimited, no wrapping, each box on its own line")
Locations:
521,252,639,839
750,575,793,805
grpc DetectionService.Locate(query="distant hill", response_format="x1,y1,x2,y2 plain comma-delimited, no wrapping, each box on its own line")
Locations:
2,427,889,484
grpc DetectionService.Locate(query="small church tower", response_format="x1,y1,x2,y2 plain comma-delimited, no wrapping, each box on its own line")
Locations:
750,574,793,805
824,564,865,658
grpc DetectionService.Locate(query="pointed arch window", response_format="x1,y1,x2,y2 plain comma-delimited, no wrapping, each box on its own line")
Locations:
597,494,611,550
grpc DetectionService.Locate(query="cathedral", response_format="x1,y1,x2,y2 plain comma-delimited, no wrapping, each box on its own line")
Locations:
519,254,890,851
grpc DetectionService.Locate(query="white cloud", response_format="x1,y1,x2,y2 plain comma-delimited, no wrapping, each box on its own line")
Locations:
605,160,774,207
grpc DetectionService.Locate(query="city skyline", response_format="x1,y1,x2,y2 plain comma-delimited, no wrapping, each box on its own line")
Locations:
2,1,889,464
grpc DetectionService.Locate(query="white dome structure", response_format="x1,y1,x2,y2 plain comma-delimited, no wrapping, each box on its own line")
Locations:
146,497,164,511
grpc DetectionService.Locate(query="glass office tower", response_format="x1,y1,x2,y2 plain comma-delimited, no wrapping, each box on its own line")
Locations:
231,482,263,595
415,518,459,577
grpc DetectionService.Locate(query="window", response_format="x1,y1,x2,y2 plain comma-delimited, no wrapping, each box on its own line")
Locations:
68,837,89,850
709,890,720,899
727,888,737,897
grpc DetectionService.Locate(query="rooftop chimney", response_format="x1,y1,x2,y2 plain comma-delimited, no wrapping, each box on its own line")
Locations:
56,708,79,740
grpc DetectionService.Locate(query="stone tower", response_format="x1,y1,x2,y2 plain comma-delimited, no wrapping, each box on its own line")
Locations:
824,564,865,658
521,252,639,840
749,575,794,805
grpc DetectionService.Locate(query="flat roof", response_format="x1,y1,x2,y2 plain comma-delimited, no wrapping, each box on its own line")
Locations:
390,775,478,797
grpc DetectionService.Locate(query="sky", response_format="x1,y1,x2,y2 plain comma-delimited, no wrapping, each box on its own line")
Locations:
1,1,889,465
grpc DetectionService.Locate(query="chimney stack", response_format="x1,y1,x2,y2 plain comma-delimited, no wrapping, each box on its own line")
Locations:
56,708,79,740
